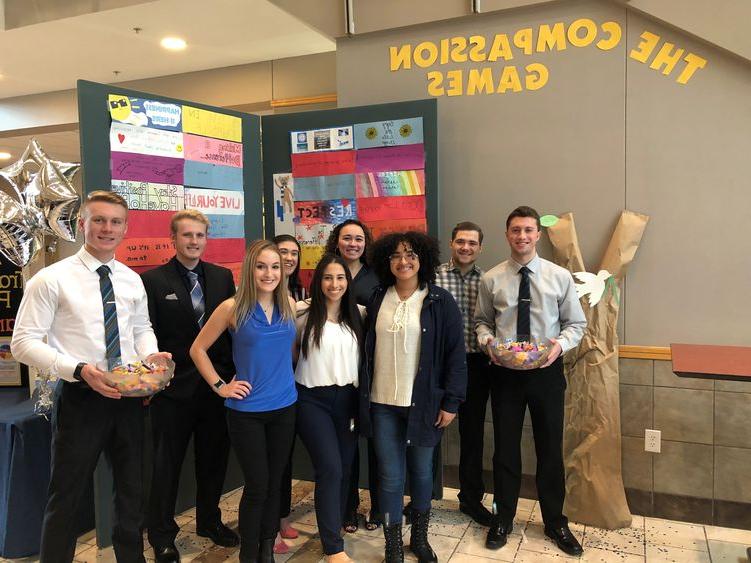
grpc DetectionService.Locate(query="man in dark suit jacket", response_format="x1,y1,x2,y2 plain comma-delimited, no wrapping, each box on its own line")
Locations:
142,210,238,562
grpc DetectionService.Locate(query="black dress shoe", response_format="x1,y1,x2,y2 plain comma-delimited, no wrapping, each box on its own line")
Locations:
459,502,493,526
545,525,583,556
485,520,512,550
154,543,180,563
196,521,240,547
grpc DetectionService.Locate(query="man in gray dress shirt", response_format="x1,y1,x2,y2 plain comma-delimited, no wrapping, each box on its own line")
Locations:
475,206,586,556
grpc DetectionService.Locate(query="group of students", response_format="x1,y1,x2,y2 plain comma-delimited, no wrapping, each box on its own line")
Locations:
11,190,587,563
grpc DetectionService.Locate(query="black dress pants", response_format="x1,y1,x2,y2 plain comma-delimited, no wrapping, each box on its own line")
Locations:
147,384,230,547
457,352,493,506
490,358,567,529
40,382,145,563
227,404,296,562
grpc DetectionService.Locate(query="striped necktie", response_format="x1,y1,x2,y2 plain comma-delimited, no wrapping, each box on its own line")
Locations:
96,265,122,370
187,270,205,327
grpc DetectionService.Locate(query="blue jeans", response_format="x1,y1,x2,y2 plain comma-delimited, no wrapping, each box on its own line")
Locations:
371,403,435,525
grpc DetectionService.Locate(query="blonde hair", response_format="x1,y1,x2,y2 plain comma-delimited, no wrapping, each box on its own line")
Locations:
82,190,128,216
171,209,210,234
232,239,294,328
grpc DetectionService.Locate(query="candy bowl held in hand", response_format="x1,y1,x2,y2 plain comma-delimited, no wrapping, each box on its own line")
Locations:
490,338,551,370
102,357,175,397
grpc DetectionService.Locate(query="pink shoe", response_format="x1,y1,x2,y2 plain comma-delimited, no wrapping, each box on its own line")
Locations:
274,537,290,554
280,525,299,539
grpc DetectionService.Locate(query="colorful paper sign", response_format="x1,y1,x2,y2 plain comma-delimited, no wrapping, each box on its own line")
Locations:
203,238,245,263
184,160,243,191
206,214,245,239
291,126,354,154
354,117,423,149
294,199,357,226
108,95,182,131
291,150,356,178
294,174,355,201
182,106,242,142
116,237,175,267
300,245,326,269
357,195,425,222
295,223,334,246
355,144,425,173
111,152,184,184
126,210,174,238
111,181,185,211
273,174,295,236
355,170,425,198
184,187,244,215
368,218,428,239
109,122,184,159
183,133,243,168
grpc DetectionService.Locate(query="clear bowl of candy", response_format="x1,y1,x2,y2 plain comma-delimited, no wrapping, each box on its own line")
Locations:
102,356,175,397
490,338,551,370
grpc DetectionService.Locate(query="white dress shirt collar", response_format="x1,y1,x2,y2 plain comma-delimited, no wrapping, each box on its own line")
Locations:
77,247,117,273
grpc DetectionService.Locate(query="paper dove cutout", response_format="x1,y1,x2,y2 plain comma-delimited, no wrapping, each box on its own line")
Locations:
573,269,612,307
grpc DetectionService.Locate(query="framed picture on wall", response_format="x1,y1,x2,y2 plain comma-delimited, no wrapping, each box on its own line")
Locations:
0,336,22,386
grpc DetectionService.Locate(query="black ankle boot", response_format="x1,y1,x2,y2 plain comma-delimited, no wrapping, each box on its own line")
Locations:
383,522,404,563
409,509,437,562
259,537,275,562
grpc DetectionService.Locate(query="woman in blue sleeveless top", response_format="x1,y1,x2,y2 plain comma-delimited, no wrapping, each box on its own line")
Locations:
191,239,297,563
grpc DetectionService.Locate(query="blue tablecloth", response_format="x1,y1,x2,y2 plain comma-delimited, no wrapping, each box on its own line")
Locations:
0,399,51,558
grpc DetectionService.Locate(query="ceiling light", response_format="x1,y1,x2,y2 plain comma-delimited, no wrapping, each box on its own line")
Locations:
161,37,187,51
0,152,12,160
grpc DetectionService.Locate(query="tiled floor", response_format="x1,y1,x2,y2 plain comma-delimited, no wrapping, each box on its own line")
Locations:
4,482,751,562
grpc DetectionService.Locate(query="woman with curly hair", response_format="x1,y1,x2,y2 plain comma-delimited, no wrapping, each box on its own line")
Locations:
361,231,467,563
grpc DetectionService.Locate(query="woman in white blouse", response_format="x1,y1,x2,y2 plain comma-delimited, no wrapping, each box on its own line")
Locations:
294,253,364,563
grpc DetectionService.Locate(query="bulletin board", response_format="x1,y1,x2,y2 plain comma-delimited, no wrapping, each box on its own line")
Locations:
77,79,263,280
262,99,438,286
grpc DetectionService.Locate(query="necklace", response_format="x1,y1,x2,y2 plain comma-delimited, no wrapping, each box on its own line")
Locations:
396,287,418,301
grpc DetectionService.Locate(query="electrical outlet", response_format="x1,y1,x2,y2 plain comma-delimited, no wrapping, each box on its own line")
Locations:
645,429,661,453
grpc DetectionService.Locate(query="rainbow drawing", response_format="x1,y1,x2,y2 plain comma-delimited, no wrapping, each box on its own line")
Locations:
355,170,425,198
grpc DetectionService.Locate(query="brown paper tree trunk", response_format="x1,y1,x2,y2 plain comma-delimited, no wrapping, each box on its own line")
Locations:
547,210,649,529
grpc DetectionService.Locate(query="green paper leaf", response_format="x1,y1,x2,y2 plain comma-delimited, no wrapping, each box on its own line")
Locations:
540,214,559,227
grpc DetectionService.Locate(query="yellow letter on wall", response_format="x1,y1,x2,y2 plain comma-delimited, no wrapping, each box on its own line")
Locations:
497,66,523,93
597,21,622,51
649,42,685,75
629,31,660,63
537,22,567,52
676,53,708,84
390,44,412,71
514,28,533,55
567,18,597,47
467,68,495,95
488,33,514,61
427,71,445,96
414,41,439,68
525,63,549,91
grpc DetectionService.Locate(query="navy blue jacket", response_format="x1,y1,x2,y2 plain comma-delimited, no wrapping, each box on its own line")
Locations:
359,284,468,447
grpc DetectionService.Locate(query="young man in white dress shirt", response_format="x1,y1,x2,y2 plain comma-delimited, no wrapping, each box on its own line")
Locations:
475,206,586,556
12,191,170,563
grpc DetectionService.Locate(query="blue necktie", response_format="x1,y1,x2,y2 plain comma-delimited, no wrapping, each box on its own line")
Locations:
187,270,205,327
97,265,122,370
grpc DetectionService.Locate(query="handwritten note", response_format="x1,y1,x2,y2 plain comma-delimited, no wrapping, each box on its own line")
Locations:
109,122,184,158
273,174,295,236
182,106,242,142
184,187,244,215
295,223,333,246
294,174,355,201
111,152,184,184
355,170,424,198
357,195,425,222
116,237,175,266
294,199,357,226
183,133,243,168
291,126,353,154
355,144,425,173
184,160,243,191
108,95,182,131
111,181,184,211
291,150,356,178
354,117,423,149
126,210,173,238
369,218,428,239
203,238,245,263
206,214,245,239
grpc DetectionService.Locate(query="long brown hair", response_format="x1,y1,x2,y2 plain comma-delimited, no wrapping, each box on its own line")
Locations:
231,240,294,328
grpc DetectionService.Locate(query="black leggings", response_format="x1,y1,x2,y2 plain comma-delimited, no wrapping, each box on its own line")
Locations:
227,404,296,562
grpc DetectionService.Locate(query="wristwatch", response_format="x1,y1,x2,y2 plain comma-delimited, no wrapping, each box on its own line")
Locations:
73,362,87,382
213,379,225,392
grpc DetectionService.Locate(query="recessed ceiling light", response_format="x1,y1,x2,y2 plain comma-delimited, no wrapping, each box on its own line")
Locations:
161,37,187,51
0,152,12,160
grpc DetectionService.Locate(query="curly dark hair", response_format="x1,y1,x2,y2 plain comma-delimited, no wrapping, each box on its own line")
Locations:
324,219,373,266
369,231,440,288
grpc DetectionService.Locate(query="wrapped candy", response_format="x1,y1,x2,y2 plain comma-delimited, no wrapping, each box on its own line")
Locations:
490,338,550,370
102,357,175,397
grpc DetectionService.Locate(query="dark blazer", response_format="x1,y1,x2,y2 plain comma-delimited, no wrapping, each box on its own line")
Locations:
359,283,467,447
141,257,236,400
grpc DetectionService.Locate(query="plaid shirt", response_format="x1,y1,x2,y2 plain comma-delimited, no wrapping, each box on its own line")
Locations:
435,260,484,353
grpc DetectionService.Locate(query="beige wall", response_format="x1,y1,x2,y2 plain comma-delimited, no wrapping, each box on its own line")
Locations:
336,0,751,346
